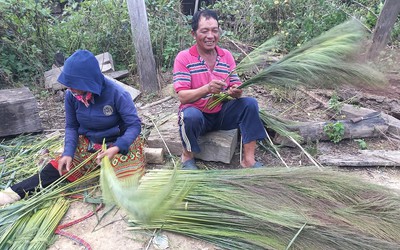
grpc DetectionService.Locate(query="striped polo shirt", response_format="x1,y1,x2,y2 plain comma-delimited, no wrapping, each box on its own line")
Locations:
173,44,241,113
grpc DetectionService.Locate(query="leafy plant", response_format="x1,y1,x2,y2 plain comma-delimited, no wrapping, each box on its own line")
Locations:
0,0,59,85
54,0,134,71
355,139,368,150
328,92,343,114
146,0,193,71
324,121,345,143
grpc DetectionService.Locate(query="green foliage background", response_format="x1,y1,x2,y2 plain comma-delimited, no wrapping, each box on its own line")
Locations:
0,0,396,88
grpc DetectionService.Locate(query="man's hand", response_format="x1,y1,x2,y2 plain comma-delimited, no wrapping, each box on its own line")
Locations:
58,156,73,176
227,84,243,98
208,80,227,94
96,146,120,165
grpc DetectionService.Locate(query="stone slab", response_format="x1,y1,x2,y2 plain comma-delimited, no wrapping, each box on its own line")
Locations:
146,114,238,163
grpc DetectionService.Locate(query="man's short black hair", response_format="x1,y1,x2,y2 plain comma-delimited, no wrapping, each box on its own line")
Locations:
191,9,219,32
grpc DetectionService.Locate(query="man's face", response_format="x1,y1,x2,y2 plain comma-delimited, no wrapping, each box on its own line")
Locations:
192,16,220,53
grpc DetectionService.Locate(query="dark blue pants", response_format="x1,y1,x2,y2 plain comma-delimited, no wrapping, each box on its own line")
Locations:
11,163,61,198
179,97,266,153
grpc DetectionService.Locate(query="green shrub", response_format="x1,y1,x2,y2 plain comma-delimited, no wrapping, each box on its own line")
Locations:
0,0,58,86
54,0,134,71
0,0,397,88
324,121,345,143
146,0,193,71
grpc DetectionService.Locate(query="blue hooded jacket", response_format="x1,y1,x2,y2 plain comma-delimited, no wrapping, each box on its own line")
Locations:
58,50,141,157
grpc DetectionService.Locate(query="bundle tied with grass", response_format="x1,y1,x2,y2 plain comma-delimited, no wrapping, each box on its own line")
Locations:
129,168,400,250
1,198,69,250
99,143,191,223
207,19,386,110
0,133,63,189
0,133,101,249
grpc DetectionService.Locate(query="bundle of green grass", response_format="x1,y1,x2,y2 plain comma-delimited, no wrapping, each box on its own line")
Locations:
207,19,386,109
0,133,99,250
128,168,400,250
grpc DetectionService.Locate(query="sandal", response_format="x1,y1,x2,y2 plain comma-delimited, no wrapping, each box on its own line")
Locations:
182,159,199,170
250,161,265,168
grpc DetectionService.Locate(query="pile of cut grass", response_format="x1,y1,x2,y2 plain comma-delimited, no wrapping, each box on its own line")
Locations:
128,168,400,250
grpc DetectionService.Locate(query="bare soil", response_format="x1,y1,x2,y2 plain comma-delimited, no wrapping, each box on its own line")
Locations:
37,59,400,250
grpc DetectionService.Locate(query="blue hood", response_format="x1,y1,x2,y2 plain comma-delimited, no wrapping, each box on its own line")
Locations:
57,50,104,95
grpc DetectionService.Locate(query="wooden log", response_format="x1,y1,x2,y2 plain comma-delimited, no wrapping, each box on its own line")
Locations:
319,150,400,167
44,69,140,101
144,147,164,164
45,52,118,90
104,76,141,101
274,115,388,147
338,104,400,136
0,88,43,137
105,70,129,80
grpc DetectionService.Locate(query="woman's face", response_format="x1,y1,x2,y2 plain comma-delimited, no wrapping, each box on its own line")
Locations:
68,88,85,95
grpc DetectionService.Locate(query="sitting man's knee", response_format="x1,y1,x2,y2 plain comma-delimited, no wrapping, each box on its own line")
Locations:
182,108,204,124
241,97,259,109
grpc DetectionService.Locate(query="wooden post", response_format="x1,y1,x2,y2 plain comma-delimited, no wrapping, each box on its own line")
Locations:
127,0,159,93
368,0,400,60
194,0,199,15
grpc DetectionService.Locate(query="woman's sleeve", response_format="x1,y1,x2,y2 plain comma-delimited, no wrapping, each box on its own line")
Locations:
63,91,80,157
113,91,141,155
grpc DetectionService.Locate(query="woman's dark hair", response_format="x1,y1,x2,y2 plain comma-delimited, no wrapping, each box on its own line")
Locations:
191,9,219,32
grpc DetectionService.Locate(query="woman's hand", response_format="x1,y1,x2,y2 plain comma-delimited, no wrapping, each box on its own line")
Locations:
58,156,73,176
227,84,243,98
96,146,120,165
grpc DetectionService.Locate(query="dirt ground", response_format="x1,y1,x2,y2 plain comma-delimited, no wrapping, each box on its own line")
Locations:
37,58,400,249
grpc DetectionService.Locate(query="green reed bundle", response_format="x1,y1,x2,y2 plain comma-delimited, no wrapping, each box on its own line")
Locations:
29,198,70,250
207,20,386,109
0,132,63,189
0,133,101,249
2,198,69,250
128,168,400,250
100,146,190,223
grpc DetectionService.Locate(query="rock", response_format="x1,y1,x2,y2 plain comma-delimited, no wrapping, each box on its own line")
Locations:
146,114,238,163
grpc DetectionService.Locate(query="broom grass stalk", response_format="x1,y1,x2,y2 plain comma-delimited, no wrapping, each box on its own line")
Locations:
206,20,386,110
128,168,400,250
8,206,48,250
100,150,192,223
0,151,100,244
29,198,70,250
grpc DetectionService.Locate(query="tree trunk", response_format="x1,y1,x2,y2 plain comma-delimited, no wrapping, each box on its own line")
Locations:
127,0,159,94
368,0,400,60
273,115,388,147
